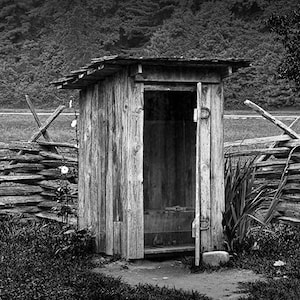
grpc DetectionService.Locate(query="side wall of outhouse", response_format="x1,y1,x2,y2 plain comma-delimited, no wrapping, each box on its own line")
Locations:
78,68,144,259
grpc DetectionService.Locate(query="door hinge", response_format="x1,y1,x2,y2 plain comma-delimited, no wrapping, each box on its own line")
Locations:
192,217,210,237
200,217,210,231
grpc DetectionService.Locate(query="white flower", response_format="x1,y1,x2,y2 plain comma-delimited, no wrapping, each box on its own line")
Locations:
71,119,77,128
273,260,285,267
59,166,69,174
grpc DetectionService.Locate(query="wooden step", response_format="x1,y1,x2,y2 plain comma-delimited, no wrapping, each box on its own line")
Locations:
144,244,195,255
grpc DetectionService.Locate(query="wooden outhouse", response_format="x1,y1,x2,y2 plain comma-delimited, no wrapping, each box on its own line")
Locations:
53,55,249,264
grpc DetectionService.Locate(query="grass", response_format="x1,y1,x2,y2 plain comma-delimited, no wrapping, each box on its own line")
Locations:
0,114,77,143
0,216,210,300
230,224,300,300
239,279,300,300
1,112,300,144
224,118,300,142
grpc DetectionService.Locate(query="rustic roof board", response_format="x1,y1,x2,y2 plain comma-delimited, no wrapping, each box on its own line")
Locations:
51,55,250,89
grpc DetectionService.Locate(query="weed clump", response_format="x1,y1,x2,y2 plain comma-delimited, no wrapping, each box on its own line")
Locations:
232,223,300,279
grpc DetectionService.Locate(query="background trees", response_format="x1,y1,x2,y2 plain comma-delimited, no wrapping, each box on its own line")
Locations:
268,6,300,89
0,0,299,109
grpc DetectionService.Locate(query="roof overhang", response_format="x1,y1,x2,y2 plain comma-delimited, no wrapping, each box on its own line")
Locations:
51,55,251,89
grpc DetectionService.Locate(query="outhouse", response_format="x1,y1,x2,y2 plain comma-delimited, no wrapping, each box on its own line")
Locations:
53,55,249,265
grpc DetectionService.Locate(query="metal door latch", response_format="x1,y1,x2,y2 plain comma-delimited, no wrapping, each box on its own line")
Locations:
200,107,210,119
193,108,210,122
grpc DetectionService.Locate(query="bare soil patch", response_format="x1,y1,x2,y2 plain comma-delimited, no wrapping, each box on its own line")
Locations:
93,259,264,300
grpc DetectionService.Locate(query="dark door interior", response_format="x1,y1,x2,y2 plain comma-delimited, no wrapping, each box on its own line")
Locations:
143,91,197,250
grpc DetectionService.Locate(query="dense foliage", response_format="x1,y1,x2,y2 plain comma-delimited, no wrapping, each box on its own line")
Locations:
0,0,299,108
268,6,300,89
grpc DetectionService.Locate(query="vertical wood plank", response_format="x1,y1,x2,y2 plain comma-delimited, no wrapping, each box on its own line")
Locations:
121,72,129,259
78,89,86,229
195,83,201,266
127,79,144,259
85,87,93,228
113,221,122,255
98,84,106,252
200,85,212,253
78,87,92,229
105,83,114,255
113,76,124,255
210,83,225,250
91,84,99,247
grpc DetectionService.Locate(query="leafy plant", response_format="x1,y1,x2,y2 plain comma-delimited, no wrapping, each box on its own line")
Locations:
223,157,267,251
52,167,78,224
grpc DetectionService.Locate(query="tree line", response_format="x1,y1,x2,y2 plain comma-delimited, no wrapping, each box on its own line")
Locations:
0,0,299,109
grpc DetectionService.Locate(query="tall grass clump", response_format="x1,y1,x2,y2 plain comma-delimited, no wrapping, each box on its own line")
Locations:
223,158,268,251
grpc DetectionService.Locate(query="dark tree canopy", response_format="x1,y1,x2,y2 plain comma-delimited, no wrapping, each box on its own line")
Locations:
0,0,299,108
268,7,300,89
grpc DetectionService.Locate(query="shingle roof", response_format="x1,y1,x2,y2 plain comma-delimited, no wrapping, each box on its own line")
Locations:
51,55,250,89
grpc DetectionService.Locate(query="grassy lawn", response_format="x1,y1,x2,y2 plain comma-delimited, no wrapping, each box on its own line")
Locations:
223,118,286,142
0,216,210,300
1,113,300,144
0,114,77,143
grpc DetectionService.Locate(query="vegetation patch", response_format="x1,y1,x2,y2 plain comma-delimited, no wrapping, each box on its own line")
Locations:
0,215,209,300
231,224,300,277
0,1,299,109
239,278,300,300
231,224,300,299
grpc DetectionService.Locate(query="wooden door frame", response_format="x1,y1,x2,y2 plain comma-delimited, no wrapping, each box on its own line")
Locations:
195,82,225,266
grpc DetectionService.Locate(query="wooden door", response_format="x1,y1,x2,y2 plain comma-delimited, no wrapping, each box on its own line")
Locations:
195,82,225,266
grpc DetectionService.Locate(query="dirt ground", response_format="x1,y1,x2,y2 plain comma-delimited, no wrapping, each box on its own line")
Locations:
92,258,264,300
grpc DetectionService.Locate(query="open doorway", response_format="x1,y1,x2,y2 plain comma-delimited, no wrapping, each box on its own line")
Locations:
143,90,197,253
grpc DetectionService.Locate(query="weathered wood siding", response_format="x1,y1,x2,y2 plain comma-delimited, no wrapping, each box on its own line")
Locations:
78,88,90,229
78,66,225,259
134,66,221,84
126,80,144,259
195,82,224,265
78,69,144,259
198,83,212,255
210,83,224,249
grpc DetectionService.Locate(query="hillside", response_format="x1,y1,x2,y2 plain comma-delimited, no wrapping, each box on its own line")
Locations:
0,0,299,109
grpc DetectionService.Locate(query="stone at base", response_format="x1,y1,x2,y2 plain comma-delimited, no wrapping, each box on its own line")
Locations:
202,251,230,267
